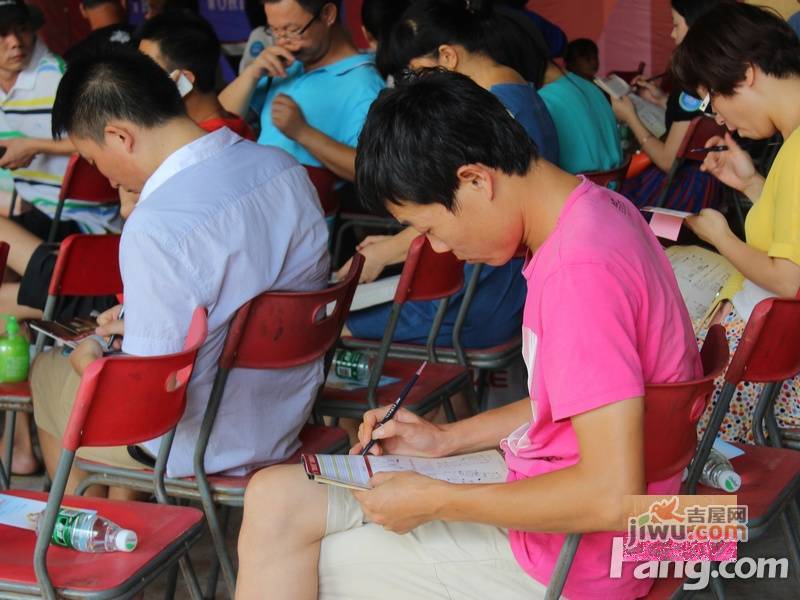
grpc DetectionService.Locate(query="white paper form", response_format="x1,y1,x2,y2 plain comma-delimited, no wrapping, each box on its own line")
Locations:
666,246,736,323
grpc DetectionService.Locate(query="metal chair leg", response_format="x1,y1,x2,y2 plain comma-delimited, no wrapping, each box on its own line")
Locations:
204,505,231,600
2,411,15,488
545,533,581,599
178,554,204,600
162,562,179,600
442,396,456,423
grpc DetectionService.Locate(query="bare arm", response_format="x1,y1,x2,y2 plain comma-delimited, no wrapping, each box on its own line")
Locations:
293,125,356,181
355,397,646,534
0,138,75,170
611,95,687,172
219,46,296,118
335,227,418,282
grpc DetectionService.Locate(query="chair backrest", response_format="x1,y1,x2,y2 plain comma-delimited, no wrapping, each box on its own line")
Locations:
643,324,729,482
724,297,800,385
0,241,8,277
62,308,208,452
59,155,118,204
218,253,364,370
677,116,727,162
394,235,465,304
48,234,122,297
583,156,632,190
305,165,340,216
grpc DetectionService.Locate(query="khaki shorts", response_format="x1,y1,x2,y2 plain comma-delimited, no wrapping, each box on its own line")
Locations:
31,349,146,470
320,484,548,600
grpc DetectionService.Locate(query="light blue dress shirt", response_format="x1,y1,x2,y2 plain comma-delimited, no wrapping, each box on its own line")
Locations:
251,53,385,167
121,128,330,477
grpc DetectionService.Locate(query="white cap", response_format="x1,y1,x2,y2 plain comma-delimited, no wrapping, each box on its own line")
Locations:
114,529,138,552
722,472,741,493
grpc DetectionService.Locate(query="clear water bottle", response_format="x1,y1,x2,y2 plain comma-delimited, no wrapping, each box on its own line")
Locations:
332,350,374,383
35,508,138,553
700,449,742,492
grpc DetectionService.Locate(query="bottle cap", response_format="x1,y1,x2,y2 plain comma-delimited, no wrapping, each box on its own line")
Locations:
722,472,741,493
115,529,138,552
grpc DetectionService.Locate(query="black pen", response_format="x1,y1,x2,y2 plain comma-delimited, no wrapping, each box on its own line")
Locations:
361,361,428,456
690,145,728,154
107,305,124,350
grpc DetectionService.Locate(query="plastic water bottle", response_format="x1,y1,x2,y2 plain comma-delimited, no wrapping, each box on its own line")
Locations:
35,508,138,552
0,315,29,382
700,449,742,492
332,350,374,383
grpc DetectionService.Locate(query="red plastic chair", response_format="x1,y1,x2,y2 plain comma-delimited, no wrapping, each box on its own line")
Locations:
48,155,118,243
304,165,340,217
684,297,800,585
318,235,474,420
75,256,366,598
0,308,208,600
583,156,632,191
545,325,729,597
653,116,727,208
0,235,122,486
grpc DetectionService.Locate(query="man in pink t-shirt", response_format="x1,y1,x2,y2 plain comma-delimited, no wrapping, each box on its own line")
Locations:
235,70,701,600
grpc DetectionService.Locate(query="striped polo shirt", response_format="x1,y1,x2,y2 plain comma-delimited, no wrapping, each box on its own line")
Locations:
0,39,120,233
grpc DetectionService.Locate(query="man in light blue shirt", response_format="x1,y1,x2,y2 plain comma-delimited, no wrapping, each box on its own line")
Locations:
220,0,384,182
31,48,330,488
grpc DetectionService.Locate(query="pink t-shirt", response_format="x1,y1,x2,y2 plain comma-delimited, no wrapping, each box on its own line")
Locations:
502,178,701,599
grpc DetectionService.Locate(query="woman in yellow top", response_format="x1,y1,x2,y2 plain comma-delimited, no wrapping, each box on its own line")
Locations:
672,2,800,443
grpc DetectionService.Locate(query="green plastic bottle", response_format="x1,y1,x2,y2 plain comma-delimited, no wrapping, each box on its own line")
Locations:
0,315,29,382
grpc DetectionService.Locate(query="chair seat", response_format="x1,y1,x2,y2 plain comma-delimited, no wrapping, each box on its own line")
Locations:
341,336,522,369
693,443,800,533
321,360,469,412
76,424,350,497
0,490,203,597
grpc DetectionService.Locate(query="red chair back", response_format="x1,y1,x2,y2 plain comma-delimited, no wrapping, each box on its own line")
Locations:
643,324,728,482
724,297,800,385
218,253,364,370
48,234,122,297
62,308,208,452
59,155,118,204
583,157,632,190
0,241,8,276
678,117,727,162
305,165,339,216
394,235,464,304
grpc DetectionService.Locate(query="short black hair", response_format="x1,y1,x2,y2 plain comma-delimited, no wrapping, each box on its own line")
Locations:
80,0,123,8
355,69,536,215
377,0,547,86
361,0,409,42
671,0,729,28
672,2,800,97
264,0,339,17
565,38,597,64
52,46,186,142
135,11,220,93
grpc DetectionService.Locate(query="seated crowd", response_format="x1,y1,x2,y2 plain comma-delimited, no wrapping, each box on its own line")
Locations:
1,0,799,599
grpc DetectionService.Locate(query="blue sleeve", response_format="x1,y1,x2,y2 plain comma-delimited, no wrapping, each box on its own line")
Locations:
340,75,384,147
250,75,270,114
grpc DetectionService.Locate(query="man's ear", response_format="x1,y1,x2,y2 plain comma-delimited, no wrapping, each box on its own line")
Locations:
455,164,494,201
437,45,459,70
744,63,756,88
322,2,338,27
103,123,135,155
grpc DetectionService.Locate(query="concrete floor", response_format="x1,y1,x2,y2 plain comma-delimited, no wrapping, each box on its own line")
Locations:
9,471,800,599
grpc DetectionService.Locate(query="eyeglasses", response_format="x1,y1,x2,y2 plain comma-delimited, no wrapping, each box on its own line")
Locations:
267,5,324,42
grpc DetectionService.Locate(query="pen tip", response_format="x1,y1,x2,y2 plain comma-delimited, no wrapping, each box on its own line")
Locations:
416,361,428,376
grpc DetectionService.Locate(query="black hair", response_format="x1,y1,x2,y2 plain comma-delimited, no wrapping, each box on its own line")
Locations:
671,0,729,28
135,11,220,93
81,0,123,8
565,38,597,64
361,0,409,43
52,46,186,142
245,0,267,29
264,0,339,17
355,68,537,215
377,0,547,86
672,2,800,97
